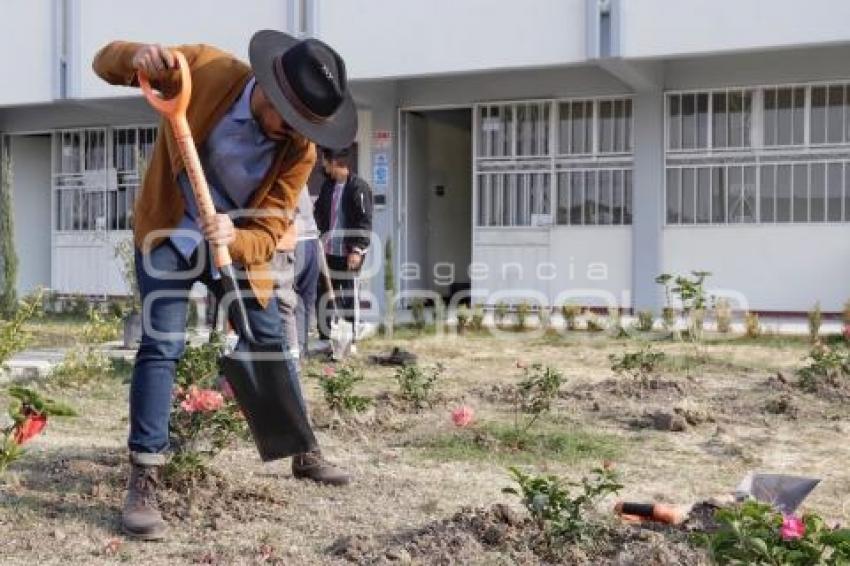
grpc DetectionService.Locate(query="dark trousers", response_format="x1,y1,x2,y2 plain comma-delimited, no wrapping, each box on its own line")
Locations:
294,239,320,355
317,254,356,340
130,240,305,454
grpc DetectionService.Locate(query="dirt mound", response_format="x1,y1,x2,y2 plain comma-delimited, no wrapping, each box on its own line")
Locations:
329,505,707,565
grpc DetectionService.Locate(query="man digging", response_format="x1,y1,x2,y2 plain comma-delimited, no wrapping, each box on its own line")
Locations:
93,30,356,540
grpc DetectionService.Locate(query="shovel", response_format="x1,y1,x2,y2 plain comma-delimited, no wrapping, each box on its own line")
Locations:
317,239,353,360
139,52,317,461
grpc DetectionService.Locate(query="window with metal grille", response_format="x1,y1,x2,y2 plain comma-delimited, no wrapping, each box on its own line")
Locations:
665,82,850,225
475,97,633,227
53,126,157,232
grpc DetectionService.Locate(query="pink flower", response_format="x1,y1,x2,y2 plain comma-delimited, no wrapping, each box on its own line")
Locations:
780,514,806,541
180,386,224,414
323,366,336,377
451,405,475,428
515,360,528,370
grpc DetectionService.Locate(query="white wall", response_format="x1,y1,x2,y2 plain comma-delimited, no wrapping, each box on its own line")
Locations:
77,0,289,98
318,0,587,80
10,135,52,294
53,232,130,295
0,0,55,105
663,225,850,312
622,0,850,60
472,227,632,308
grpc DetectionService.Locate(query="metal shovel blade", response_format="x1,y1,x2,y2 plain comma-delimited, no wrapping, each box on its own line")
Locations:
735,473,821,514
220,344,317,462
329,317,353,361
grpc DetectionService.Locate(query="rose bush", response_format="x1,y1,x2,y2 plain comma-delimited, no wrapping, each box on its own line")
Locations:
0,386,76,473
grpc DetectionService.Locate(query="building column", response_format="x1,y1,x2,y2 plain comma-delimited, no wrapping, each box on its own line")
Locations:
631,90,665,311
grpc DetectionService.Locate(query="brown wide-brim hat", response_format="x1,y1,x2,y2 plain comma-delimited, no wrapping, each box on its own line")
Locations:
250,30,357,150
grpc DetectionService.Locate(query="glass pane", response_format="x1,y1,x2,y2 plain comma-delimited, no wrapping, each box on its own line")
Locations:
828,162,843,222
666,168,680,223
570,171,584,225
557,173,569,224
776,164,792,222
713,92,727,148
793,164,809,222
828,85,845,144
518,174,531,225
598,170,613,224
558,103,570,155
490,174,501,226
570,102,585,154
599,100,613,153
727,166,743,222
584,101,593,154
743,91,752,147
760,165,775,222
743,166,756,223
810,163,826,221
697,93,709,149
623,170,633,224
793,88,805,145
682,94,696,150
584,171,597,225
682,168,695,223
503,174,512,226
846,86,850,144
845,163,850,221
612,170,623,225
776,88,793,145
711,167,726,223
764,88,776,146
623,100,633,152
697,168,711,223
811,87,827,144
669,95,681,150
728,91,744,147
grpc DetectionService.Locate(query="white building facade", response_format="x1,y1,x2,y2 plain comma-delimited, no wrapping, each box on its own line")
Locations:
2,0,850,314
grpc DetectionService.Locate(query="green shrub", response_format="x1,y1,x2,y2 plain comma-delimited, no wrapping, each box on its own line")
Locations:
515,301,531,331
312,365,372,414
609,344,666,385
81,307,121,344
470,304,485,331
796,342,850,392
456,305,470,334
503,465,623,544
808,301,822,344
0,290,43,369
512,363,564,437
714,297,732,333
584,310,605,332
561,304,581,330
745,311,761,338
703,500,850,565
395,363,442,409
0,147,18,318
635,310,654,332
495,302,509,326
411,298,426,330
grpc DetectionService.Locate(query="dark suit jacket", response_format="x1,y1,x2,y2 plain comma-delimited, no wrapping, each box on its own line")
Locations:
314,173,373,254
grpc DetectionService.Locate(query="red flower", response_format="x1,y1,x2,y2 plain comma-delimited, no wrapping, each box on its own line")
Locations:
451,405,475,427
13,412,47,445
180,386,224,414
780,514,806,541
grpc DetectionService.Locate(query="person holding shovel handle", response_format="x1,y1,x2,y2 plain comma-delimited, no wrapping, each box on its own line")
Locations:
92,30,356,541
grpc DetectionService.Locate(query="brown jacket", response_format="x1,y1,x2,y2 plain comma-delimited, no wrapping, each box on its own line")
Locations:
92,41,316,306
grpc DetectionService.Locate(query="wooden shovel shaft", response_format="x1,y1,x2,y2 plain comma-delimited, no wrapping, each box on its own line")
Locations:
138,51,231,269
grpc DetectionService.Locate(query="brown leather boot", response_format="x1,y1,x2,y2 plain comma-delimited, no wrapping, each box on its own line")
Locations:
292,449,351,486
121,452,167,540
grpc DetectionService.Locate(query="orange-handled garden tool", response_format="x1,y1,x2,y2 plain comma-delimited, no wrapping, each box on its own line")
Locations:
138,52,317,461
138,52,253,340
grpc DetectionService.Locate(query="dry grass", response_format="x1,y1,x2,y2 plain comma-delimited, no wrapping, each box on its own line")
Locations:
1,329,849,564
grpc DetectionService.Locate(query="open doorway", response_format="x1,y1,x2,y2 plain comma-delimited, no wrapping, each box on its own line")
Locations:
401,109,473,305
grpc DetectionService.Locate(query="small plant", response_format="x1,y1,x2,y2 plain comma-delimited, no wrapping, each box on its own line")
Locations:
503,464,623,543
745,311,761,338
114,236,140,312
539,307,552,330
313,365,372,414
609,344,666,385
164,338,245,486
0,147,18,318
714,297,732,333
50,348,115,387
655,273,674,309
515,301,531,331
0,290,44,369
81,306,122,344
395,363,443,410
796,341,850,392
455,305,470,334
808,301,822,344
495,302,509,327
704,499,850,565
1,386,76,473
66,293,90,318
843,298,850,327
470,304,485,331
584,310,605,332
561,303,581,331
635,310,654,332
410,298,427,330
512,363,564,438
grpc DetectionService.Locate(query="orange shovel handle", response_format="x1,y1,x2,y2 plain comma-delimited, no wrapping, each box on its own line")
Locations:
138,51,231,269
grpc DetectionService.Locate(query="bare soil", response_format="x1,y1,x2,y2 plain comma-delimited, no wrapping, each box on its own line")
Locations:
2,330,849,565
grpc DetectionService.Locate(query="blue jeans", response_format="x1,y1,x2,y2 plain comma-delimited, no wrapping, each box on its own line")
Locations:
129,240,303,454
294,239,319,356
